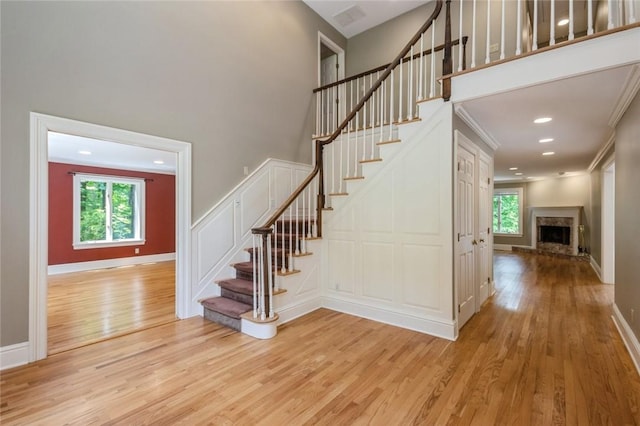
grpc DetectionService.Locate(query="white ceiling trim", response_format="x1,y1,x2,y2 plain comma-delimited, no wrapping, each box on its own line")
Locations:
454,104,500,151
588,132,616,172
608,64,640,128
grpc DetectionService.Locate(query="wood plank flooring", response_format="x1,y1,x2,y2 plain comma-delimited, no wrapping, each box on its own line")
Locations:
47,261,176,354
3,252,639,424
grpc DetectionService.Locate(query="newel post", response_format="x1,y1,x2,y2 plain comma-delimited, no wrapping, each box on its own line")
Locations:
442,0,453,101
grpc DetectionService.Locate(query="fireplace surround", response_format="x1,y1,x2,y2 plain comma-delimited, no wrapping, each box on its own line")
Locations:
531,207,582,256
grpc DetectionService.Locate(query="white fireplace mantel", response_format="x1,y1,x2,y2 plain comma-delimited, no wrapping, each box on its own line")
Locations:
531,206,582,255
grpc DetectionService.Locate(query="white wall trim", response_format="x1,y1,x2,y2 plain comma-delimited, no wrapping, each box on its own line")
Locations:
589,132,616,172
0,342,30,371
30,113,191,362
608,64,640,127
590,256,603,281
48,253,176,275
321,297,458,341
276,298,322,325
454,104,500,150
493,244,513,251
612,304,640,377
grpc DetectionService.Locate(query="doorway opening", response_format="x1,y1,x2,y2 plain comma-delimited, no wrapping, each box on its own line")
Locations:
29,113,192,362
318,32,345,135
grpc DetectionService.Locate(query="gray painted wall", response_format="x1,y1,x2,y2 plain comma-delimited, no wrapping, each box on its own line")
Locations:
614,91,640,341
589,144,615,267
0,1,345,347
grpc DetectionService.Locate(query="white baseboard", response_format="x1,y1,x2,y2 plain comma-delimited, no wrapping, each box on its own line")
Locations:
48,253,176,275
493,244,513,251
612,304,640,377
590,256,603,282
276,298,322,325
0,342,29,371
320,297,457,341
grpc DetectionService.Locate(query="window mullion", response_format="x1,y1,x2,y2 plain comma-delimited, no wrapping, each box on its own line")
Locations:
106,181,113,241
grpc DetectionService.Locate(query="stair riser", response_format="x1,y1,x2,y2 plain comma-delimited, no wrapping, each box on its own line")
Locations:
203,308,241,332
234,268,277,282
221,288,253,305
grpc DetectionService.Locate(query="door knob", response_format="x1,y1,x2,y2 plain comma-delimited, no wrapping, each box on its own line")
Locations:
479,239,485,243
472,240,478,245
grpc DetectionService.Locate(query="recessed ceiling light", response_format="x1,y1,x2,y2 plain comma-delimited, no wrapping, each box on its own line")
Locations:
515,172,523,176
558,18,569,26
539,138,554,143
534,117,552,124
542,151,555,156
509,167,518,170
527,176,539,179
78,150,92,155
153,160,165,165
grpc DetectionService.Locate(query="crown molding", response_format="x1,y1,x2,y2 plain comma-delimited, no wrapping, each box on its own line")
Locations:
608,64,640,128
588,131,616,172
454,104,500,151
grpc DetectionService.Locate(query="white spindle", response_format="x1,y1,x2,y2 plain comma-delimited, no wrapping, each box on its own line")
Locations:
516,0,522,55
587,0,594,34
252,235,258,318
331,142,336,194
306,185,312,239
288,205,293,272
500,0,506,59
399,56,404,122
430,24,436,98
315,92,320,136
471,0,477,67
458,0,464,71
333,86,338,134
267,233,274,317
419,34,424,99
258,236,265,320
409,45,414,120
295,197,300,255
370,86,375,159
550,0,556,46
608,0,614,29
350,80,354,131
389,69,395,137
533,0,538,50
280,218,285,274
485,0,491,64
380,81,385,143
630,0,637,24
569,0,574,41
345,122,351,178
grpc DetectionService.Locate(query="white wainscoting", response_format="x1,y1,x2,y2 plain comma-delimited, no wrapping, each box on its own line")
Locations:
48,253,176,275
321,101,457,340
190,159,312,316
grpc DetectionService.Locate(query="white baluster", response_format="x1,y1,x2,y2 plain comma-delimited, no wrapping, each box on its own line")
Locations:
370,86,375,159
339,136,344,192
500,0,506,59
471,0,477,67
295,197,300,255
346,121,351,178
533,0,538,50
587,0,594,34
380,81,385,143
550,0,556,46
430,24,436,98
252,234,258,318
280,217,286,274
258,236,264,319
485,0,491,64
569,0,574,40
629,0,637,24
409,45,414,120
389,69,395,136
516,0,522,55
315,92,319,136
331,142,336,194
307,185,312,239
288,205,293,272
267,233,274,318
378,71,383,127
607,0,613,29
458,0,464,72
399,56,404,122
350,80,354,131
333,86,338,134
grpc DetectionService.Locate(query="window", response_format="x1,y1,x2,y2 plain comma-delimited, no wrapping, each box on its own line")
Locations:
493,187,523,236
73,174,145,248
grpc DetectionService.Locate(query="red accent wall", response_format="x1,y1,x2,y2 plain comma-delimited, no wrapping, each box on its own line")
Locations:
48,162,176,265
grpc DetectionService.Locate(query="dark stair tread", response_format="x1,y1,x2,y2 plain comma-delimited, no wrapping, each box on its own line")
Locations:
217,278,254,296
201,297,252,319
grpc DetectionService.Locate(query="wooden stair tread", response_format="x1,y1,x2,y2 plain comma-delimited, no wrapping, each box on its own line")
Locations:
201,297,252,319
377,138,401,145
360,158,383,164
344,176,364,181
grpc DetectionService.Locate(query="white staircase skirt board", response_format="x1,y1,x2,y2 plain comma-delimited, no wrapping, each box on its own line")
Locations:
321,102,456,340
612,304,640,377
190,158,312,317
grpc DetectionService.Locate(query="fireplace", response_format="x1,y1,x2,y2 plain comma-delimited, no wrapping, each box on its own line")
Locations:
531,207,582,256
539,225,570,245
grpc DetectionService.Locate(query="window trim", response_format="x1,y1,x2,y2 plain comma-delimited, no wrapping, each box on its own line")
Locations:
493,187,524,237
72,173,146,249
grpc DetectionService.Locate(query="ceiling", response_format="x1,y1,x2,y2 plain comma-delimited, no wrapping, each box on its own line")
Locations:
303,0,430,38
458,64,634,182
48,132,177,174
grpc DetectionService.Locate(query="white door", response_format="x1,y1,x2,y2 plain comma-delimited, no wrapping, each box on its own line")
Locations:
477,152,491,305
321,53,338,131
457,144,476,328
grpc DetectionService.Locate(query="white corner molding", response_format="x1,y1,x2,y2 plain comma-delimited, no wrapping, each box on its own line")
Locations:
48,253,176,275
612,304,640,376
588,132,616,172
608,64,640,128
590,256,603,282
0,342,30,371
454,104,501,151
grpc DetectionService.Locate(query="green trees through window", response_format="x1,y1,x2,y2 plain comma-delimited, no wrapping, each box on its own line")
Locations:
493,189,522,235
75,174,144,246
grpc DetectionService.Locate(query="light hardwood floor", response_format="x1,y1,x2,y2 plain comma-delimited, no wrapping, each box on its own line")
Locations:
47,261,176,354
3,252,639,424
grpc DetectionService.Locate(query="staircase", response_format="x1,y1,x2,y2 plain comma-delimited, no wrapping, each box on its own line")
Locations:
201,219,314,332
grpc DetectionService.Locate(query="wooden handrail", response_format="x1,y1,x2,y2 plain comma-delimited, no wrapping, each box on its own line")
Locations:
253,0,444,236
313,36,466,94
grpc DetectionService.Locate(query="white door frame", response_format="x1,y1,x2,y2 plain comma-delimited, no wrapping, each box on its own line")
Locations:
601,156,615,284
29,113,192,361
317,32,345,87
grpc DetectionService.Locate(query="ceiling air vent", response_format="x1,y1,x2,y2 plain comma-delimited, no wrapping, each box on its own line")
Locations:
333,5,366,28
